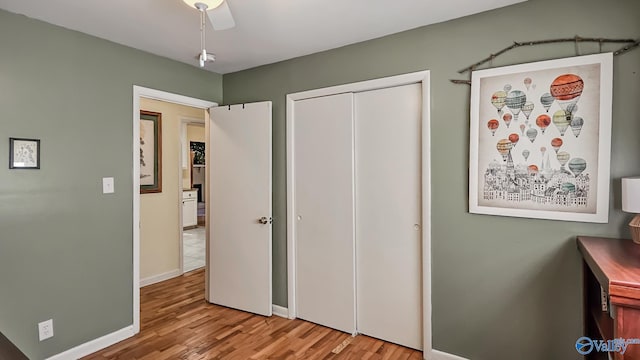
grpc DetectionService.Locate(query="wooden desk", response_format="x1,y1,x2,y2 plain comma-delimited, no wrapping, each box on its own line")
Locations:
577,236,640,360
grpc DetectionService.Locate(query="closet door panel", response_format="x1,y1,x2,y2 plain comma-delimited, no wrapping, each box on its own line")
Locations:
355,83,423,349
294,93,355,333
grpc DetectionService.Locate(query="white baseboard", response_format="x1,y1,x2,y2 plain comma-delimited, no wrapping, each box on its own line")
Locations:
431,349,469,360
272,304,289,318
46,326,134,360
140,269,181,287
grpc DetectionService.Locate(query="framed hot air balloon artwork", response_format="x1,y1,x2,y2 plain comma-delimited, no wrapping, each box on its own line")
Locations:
469,53,613,223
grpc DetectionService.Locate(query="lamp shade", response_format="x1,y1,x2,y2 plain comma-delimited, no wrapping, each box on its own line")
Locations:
622,177,640,213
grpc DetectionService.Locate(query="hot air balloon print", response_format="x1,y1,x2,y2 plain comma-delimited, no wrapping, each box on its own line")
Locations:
491,91,507,115
535,114,551,134
519,123,526,135
561,182,576,193
566,103,579,115
540,93,555,112
496,139,513,161
522,101,535,120
556,151,570,169
503,113,513,128
550,74,584,120
570,117,584,137
526,128,538,143
522,149,530,161
509,133,519,147
528,164,539,175
552,110,570,136
487,119,499,136
568,158,587,177
505,90,526,121
540,146,547,161
551,138,563,153
524,77,532,91
504,84,512,92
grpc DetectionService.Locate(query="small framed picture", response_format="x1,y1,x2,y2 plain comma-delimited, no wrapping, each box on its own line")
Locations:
9,138,40,169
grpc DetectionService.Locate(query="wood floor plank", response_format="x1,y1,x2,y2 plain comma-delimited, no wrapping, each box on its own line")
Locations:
83,269,422,360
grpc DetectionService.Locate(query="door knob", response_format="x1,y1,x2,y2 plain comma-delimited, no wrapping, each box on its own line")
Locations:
258,216,273,225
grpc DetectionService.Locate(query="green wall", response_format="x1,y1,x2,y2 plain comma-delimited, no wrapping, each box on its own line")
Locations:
1,0,639,359
223,0,640,358
0,10,222,360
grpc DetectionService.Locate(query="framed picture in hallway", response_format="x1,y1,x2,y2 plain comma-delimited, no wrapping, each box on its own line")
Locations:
140,110,162,194
469,53,613,223
190,141,205,165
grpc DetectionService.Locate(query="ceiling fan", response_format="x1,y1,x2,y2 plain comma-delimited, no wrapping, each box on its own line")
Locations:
182,0,236,67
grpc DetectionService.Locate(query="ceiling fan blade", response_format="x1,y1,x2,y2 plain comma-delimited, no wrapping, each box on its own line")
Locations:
207,1,235,30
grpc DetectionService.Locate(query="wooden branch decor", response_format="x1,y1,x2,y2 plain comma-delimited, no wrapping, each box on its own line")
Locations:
450,36,639,85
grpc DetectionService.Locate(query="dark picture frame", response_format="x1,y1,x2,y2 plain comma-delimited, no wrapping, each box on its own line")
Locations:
9,137,40,169
190,141,205,165
140,110,162,194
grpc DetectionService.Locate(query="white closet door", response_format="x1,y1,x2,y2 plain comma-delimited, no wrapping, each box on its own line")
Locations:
355,83,423,350
294,93,356,334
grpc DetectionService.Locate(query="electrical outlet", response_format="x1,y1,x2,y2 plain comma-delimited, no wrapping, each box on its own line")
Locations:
38,319,54,341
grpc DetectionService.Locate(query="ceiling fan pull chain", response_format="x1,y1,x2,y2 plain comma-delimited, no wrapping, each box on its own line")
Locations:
201,8,206,52
199,7,207,67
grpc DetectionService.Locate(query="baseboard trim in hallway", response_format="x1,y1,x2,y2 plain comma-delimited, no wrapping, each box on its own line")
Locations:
139,269,181,287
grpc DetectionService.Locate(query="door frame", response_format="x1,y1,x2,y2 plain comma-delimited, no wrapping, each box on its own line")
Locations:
132,85,216,333
285,71,432,354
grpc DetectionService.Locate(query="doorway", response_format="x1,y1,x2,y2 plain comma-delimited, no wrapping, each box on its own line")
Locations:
181,120,206,274
286,71,432,353
132,86,217,334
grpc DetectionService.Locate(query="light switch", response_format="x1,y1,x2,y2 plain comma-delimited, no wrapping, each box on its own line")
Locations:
102,177,115,194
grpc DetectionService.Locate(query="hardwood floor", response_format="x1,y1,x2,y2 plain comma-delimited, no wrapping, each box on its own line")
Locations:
83,269,422,360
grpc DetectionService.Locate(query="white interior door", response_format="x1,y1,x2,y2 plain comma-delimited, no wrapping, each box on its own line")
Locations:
355,83,423,350
294,93,356,334
208,102,272,316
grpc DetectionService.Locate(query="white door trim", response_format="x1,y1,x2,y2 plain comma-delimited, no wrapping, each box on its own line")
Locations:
132,85,216,334
286,70,432,355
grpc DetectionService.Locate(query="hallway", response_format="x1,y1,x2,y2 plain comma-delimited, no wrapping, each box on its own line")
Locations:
183,226,205,272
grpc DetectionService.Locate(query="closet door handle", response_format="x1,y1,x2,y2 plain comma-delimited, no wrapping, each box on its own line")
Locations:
258,216,273,225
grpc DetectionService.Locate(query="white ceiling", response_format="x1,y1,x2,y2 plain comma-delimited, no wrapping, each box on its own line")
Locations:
0,0,525,74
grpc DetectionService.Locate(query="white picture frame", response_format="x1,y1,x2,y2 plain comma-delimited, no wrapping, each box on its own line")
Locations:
469,53,613,223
